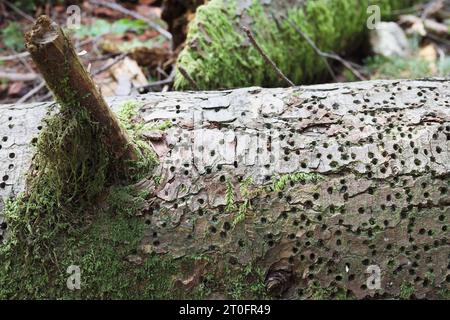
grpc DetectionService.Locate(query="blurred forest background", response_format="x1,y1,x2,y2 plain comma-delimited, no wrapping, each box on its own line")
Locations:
0,0,449,104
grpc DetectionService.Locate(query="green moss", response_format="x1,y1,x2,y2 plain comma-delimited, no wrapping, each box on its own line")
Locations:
0,194,188,299
175,0,418,90
153,119,173,131
225,178,236,213
439,288,450,300
0,88,159,298
272,172,323,192
399,282,415,299
194,261,268,299
365,55,434,79
0,174,194,299
305,283,352,300
232,177,253,226
117,100,159,181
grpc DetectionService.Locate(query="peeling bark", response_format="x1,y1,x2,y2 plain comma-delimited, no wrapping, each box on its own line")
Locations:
0,79,449,299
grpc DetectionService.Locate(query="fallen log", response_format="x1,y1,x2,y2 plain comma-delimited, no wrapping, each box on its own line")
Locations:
0,79,449,299
173,0,420,90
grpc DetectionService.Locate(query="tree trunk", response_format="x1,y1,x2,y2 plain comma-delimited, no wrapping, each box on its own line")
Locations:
0,79,449,299
173,0,419,90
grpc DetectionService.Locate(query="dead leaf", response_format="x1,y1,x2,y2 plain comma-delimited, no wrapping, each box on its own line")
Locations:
418,43,438,62
418,43,438,74
93,6,123,19
399,15,426,36
135,5,162,18
130,46,172,68
110,57,148,95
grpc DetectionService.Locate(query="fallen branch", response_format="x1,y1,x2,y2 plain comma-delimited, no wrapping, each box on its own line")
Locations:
25,15,137,162
399,14,450,36
242,26,295,87
3,0,35,23
92,52,128,76
0,52,30,62
137,69,175,93
177,66,199,90
286,17,366,81
16,81,46,104
0,71,38,82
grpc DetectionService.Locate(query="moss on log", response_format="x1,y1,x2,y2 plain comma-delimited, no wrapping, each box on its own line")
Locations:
0,79,449,299
174,0,419,90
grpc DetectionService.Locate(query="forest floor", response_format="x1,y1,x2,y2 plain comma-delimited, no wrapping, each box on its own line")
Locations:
0,0,449,104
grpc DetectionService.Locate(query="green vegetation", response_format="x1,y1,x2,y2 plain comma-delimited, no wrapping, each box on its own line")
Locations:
366,55,433,79
174,0,417,89
366,54,450,79
71,18,149,39
0,89,159,298
195,262,268,299
117,100,159,181
399,282,415,299
272,172,323,192
439,288,450,300
1,21,25,51
232,177,253,226
225,178,236,213
8,0,42,13
305,282,353,300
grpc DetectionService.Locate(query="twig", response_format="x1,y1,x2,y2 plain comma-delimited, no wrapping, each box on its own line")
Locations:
0,71,38,81
3,0,35,22
421,0,444,19
0,52,30,62
90,0,172,41
138,69,175,92
241,26,295,87
178,66,199,90
92,52,128,76
0,38,95,62
17,81,46,104
38,91,53,102
286,18,366,81
427,33,450,47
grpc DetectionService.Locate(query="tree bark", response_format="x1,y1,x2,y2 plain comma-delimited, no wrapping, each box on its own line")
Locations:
173,0,419,90
0,79,449,299
24,15,137,162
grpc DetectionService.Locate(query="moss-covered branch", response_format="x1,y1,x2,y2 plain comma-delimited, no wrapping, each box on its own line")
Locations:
25,15,137,162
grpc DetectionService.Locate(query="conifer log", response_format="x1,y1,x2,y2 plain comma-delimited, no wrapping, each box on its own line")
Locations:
24,15,137,161
0,79,448,299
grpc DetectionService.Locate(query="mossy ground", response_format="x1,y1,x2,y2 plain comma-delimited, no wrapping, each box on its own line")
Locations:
175,0,417,90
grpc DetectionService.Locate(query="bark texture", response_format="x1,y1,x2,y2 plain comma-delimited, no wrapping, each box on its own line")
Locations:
0,79,449,299
173,0,419,90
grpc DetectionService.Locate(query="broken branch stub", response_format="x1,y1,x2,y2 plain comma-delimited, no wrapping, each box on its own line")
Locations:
24,15,137,162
